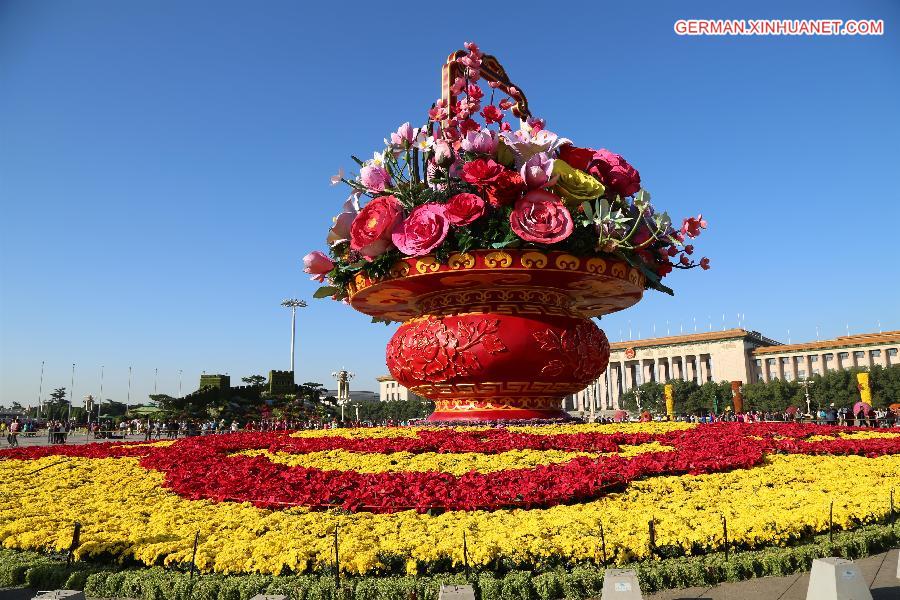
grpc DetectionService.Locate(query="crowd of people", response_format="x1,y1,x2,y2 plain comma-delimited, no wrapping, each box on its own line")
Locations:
1,407,897,448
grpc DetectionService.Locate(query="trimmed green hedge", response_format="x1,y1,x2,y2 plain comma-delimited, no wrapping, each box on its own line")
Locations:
1,523,897,599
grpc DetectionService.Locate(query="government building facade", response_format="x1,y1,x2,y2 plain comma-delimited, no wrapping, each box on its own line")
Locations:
376,329,900,410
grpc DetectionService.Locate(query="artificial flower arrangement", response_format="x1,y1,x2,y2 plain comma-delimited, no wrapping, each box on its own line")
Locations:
304,42,708,317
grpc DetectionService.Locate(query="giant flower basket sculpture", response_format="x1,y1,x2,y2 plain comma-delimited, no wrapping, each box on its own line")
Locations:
305,43,709,422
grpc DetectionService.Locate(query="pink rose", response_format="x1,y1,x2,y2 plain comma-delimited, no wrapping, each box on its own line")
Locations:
391,204,450,257
444,193,486,226
350,195,404,259
509,190,574,244
303,251,334,282
359,165,391,192
588,149,641,197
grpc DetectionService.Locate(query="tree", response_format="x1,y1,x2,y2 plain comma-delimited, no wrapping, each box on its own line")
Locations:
871,365,900,407
620,381,664,413
50,388,67,404
352,399,433,422
241,375,266,387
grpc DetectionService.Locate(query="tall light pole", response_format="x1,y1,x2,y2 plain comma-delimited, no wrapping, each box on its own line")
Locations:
154,368,158,395
37,360,45,418
179,370,183,398
69,363,75,424
282,299,307,379
98,365,104,429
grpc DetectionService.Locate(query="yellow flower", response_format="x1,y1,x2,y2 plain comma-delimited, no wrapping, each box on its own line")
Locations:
552,159,604,206
232,443,670,475
0,423,896,578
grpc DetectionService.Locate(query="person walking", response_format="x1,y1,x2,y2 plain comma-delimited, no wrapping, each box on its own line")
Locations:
8,419,20,447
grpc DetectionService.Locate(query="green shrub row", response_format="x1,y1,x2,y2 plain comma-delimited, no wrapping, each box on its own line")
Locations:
1,523,896,600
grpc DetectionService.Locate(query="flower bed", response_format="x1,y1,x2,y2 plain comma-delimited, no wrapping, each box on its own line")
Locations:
1,422,898,582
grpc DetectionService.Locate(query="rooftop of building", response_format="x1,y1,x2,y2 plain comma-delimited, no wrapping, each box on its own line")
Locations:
752,330,900,355
609,328,781,351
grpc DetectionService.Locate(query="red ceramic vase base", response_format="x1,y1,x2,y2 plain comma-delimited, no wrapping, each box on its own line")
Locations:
387,311,611,424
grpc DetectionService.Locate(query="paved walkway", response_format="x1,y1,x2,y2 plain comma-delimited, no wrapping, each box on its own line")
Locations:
1,550,897,599
647,548,899,599
7,431,167,448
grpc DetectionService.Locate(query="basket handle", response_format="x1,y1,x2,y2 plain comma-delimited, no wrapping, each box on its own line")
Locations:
441,50,531,130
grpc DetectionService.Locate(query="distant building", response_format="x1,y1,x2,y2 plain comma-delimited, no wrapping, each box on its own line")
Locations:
374,329,900,413
376,375,427,402
570,328,899,413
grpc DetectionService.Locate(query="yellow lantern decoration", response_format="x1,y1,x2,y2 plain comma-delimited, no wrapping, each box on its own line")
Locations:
664,384,675,419
857,372,872,405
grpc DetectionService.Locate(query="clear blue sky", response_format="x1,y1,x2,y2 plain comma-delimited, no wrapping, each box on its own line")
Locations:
1,0,898,407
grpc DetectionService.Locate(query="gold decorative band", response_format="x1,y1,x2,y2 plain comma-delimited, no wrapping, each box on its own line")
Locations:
416,287,577,317
434,397,564,411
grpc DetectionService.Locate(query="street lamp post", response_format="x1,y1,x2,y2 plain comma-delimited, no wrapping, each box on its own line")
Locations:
799,379,814,417
124,366,132,423
37,360,45,418
98,365,104,426
282,299,308,379
588,383,596,423
331,369,355,422
69,363,75,425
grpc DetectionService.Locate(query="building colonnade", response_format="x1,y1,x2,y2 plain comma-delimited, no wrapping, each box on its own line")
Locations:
755,345,896,383
569,352,715,413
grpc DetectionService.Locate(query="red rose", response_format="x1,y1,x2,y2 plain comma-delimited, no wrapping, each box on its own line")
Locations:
558,145,594,171
509,190,574,244
461,158,504,186
589,149,641,197
485,169,525,208
350,195,404,259
444,193,486,226
391,203,450,257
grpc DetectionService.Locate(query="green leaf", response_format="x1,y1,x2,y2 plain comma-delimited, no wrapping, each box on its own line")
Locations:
313,286,341,299
599,198,610,221
371,317,394,325
582,201,594,222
